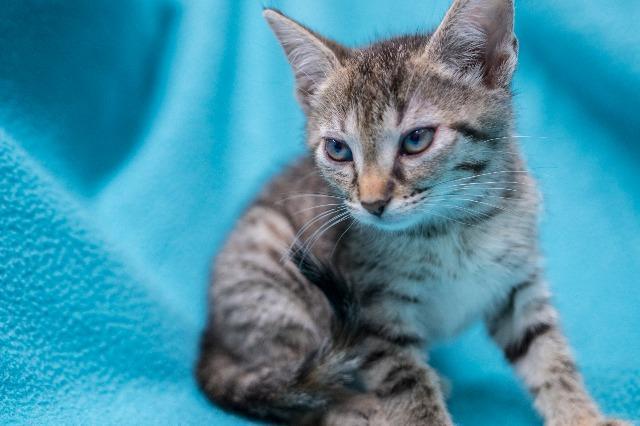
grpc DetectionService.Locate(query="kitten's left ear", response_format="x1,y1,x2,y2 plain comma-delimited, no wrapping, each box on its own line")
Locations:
263,9,349,112
425,0,518,88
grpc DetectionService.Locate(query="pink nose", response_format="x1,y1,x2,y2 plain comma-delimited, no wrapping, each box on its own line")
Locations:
361,198,389,216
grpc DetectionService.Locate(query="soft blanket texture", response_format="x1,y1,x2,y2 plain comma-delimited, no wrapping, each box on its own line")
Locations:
0,0,638,424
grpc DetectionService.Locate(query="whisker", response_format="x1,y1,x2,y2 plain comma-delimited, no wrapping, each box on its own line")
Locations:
293,203,344,214
406,183,523,205
441,202,499,219
435,185,521,194
301,211,351,253
431,191,519,202
276,193,344,204
330,218,355,259
427,196,517,215
431,170,531,190
439,180,533,188
296,207,348,239
473,135,549,144
296,169,324,183
413,202,472,227
420,192,517,206
294,211,351,265
285,207,347,261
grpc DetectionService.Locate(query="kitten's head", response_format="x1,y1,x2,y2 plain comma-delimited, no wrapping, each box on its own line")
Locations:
265,0,519,231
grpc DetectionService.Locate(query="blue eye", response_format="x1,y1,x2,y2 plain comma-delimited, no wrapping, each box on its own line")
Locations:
324,138,353,162
400,127,435,155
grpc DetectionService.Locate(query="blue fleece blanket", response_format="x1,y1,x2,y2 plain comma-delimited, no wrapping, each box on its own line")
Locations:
1,1,638,424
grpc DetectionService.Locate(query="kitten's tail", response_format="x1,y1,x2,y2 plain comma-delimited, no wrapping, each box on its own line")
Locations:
196,251,362,424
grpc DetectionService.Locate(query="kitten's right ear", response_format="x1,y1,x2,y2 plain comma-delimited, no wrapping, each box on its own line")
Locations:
263,9,347,112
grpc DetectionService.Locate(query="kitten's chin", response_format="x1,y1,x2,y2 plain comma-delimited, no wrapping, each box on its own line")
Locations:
353,211,423,232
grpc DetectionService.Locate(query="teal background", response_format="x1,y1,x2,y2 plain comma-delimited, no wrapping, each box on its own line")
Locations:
0,0,638,424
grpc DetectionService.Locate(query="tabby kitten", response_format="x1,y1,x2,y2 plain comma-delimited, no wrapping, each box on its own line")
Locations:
196,1,628,425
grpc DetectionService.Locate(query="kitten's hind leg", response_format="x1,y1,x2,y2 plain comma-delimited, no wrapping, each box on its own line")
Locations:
197,205,360,423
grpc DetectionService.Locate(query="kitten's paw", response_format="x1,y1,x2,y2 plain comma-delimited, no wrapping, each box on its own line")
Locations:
547,416,631,426
320,395,390,426
561,418,632,426
596,419,632,426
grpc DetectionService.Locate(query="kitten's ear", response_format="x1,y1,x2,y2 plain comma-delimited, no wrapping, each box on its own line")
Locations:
263,9,348,111
425,0,518,88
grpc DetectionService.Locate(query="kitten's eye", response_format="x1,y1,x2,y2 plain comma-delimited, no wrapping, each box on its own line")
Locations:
400,127,435,155
324,138,353,162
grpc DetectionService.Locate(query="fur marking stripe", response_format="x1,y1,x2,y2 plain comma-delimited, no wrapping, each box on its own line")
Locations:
505,322,552,363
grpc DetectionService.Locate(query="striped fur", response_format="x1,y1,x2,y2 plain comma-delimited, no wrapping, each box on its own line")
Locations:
196,1,629,425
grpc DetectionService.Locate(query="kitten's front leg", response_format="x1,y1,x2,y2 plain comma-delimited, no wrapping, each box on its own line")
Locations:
357,332,453,426
487,277,629,426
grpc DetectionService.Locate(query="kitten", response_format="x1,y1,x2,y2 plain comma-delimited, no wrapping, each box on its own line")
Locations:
196,1,629,425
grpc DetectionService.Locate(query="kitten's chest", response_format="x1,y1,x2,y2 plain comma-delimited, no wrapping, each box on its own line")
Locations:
345,229,530,342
